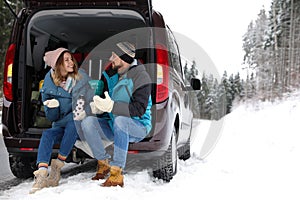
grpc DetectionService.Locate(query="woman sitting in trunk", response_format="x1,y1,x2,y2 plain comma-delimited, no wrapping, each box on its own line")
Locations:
30,47,94,194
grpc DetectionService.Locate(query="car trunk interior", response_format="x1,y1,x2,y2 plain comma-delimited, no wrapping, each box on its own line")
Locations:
22,8,154,135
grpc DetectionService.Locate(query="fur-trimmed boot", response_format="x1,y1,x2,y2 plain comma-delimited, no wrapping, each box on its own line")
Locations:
92,159,110,180
101,166,124,187
29,169,49,194
48,159,65,187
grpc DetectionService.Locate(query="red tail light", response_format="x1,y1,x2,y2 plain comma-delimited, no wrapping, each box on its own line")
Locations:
3,44,16,101
127,150,139,154
156,44,169,103
20,148,34,151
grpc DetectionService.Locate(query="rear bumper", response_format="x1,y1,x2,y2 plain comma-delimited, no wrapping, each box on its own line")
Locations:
4,137,59,157
4,136,168,162
6,147,43,157
4,137,40,149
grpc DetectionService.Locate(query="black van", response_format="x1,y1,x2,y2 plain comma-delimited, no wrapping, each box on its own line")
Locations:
2,0,200,182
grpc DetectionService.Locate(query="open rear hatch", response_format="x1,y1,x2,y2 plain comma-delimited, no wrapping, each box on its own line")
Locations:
22,0,155,137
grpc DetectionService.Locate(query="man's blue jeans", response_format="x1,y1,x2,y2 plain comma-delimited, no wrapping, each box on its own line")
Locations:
81,116,147,169
36,120,78,165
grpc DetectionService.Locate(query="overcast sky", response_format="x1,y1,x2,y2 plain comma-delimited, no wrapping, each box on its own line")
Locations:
153,0,271,76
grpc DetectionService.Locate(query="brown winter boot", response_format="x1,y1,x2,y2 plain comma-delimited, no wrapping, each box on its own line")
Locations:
29,169,49,194
101,166,124,187
48,159,65,187
92,159,110,180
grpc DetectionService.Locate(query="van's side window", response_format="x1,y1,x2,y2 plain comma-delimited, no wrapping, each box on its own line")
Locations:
167,28,183,78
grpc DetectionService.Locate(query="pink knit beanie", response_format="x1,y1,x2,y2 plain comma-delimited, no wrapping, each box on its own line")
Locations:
43,47,69,69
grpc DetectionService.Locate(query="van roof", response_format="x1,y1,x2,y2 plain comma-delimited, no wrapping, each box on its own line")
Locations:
23,0,151,9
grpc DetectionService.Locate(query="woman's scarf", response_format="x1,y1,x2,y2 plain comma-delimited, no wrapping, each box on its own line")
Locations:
61,76,76,93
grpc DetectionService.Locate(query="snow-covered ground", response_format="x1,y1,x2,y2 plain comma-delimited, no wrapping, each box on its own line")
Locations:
1,91,300,200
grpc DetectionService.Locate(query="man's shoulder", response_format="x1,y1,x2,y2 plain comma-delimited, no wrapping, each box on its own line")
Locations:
128,63,151,86
130,61,147,73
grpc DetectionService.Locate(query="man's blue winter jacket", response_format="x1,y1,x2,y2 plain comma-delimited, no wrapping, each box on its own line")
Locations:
102,61,152,133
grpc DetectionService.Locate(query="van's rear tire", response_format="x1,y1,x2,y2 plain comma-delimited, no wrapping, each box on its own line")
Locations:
152,126,177,182
9,155,36,179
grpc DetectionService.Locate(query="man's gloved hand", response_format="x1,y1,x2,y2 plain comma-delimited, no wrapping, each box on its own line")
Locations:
90,101,104,114
43,99,59,108
73,110,86,121
93,91,114,113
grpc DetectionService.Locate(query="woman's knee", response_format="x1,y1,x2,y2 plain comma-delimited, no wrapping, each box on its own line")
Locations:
42,128,57,138
65,120,76,130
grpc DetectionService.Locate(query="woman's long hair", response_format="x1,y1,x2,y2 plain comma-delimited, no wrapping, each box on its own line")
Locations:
52,51,81,86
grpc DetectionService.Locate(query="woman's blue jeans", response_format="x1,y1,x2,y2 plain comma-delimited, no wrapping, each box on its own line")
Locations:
81,116,147,169
36,120,78,165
